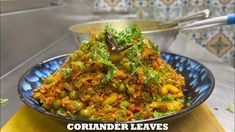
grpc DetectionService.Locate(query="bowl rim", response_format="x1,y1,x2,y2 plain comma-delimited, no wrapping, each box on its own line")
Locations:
69,19,180,34
18,52,215,123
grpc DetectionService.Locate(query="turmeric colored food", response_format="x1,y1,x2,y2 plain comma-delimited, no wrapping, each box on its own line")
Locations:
33,25,186,121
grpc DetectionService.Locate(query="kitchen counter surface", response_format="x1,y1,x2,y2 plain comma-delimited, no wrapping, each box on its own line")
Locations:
1,33,234,132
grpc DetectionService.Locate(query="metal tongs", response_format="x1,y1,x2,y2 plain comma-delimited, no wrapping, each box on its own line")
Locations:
157,9,211,29
181,14,235,30
158,9,235,31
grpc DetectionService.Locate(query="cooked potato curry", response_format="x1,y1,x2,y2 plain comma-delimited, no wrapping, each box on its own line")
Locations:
33,25,186,121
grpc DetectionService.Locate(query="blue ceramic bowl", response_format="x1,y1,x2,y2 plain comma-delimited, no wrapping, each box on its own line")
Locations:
18,52,215,123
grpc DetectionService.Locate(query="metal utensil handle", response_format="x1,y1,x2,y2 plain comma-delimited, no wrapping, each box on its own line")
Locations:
181,14,235,30
173,9,211,23
158,9,211,28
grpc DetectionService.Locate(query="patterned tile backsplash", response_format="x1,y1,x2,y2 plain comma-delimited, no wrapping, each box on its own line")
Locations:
92,0,235,67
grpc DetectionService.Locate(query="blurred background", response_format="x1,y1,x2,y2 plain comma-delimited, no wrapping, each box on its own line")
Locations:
1,0,234,77
72,0,235,67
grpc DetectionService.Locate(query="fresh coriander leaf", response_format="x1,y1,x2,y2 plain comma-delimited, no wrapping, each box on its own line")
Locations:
104,24,117,35
144,67,160,84
57,108,66,116
132,58,143,66
226,103,234,113
98,58,117,83
98,58,116,69
0,98,8,104
105,24,143,47
185,97,191,107
151,44,159,51
70,54,78,61
118,110,127,117
120,106,127,110
81,40,89,45
129,58,143,75
161,95,174,102
71,61,84,70
153,111,170,118
125,43,143,57
96,33,106,42
95,48,109,60
117,25,143,45
142,39,149,44
80,40,90,52
80,45,89,52
130,63,139,75
33,87,41,92
102,68,116,83
62,67,72,78
144,92,154,102
186,102,190,107
95,86,106,91
134,112,143,120
94,44,117,83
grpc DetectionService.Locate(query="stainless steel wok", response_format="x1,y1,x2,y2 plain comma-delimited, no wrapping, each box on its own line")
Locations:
69,14,234,51
69,19,179,51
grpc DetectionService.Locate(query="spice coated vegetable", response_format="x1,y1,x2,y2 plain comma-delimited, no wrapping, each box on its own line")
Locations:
33,25,186,122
